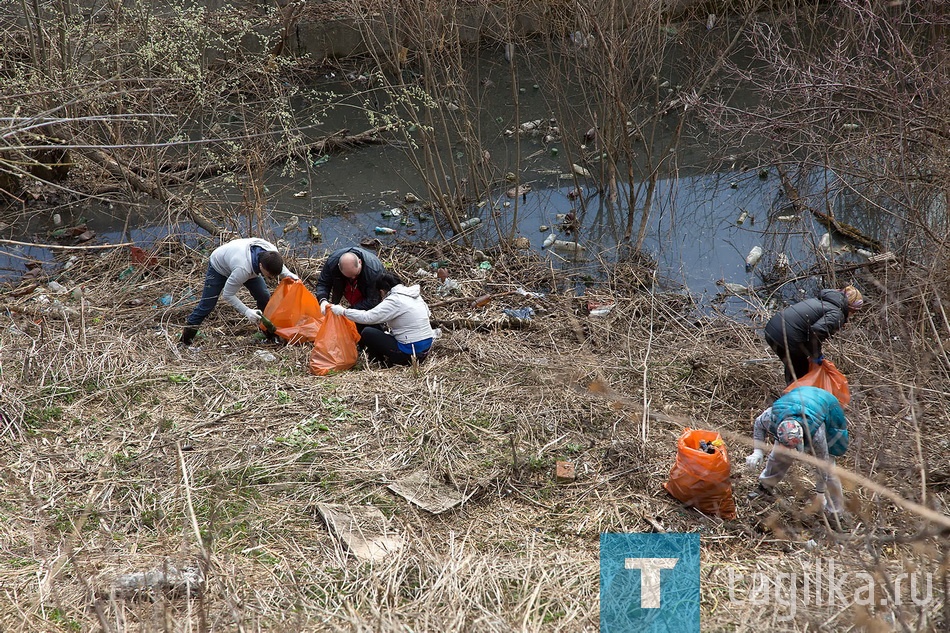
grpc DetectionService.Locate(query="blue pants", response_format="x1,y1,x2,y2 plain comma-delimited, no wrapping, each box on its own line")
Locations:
186,265,270,327
359,326,428,367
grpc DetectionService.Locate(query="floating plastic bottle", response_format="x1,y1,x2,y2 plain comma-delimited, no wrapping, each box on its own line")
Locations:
745,246,763,272
374,226,397,235
457,217,482,230
542,233,556,248
552,239,584,251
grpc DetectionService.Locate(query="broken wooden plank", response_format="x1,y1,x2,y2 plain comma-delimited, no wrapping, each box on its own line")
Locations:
776,167,884,251
316,503,404,562
387,470,467,514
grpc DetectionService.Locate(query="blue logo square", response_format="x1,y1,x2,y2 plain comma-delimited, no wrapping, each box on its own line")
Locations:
600,533,700,633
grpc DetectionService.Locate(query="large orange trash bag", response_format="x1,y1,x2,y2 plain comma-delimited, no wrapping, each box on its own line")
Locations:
784,359,851,406
663,428,737,519
263,278,323,343
308,312,361,376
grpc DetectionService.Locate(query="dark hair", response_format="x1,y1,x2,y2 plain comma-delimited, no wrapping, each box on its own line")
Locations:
259,251,284,276
376,272,403,293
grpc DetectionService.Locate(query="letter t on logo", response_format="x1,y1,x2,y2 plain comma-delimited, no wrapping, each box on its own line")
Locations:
624,558,679,608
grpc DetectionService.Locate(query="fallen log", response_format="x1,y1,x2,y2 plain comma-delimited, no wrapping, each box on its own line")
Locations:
776,166,884,251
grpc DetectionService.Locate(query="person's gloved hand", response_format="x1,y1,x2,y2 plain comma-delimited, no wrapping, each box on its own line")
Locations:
246,309,263,325
812,354,824,365
330,304,346,316
319,300,330,314
745,449,764,471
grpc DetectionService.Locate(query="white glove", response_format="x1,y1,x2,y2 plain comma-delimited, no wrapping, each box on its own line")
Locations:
246,309,263,324
745,449,764,471
319,300,330,314
330,304,346,316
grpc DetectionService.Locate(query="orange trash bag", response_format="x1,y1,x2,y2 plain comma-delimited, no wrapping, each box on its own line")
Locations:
784,359,851,407
263,278,323,343
663,428,737,520
308,312,361,376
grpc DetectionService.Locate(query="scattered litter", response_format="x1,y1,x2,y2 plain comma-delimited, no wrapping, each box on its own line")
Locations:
404,192,419,203
254,349,277,363
52,213,62,226
111,563,204,599
293,191,308,198
503,307,534,321
745,246,763,272
719,282,751,295
387,470,468,514
736,209,749,225
436,279,461,297
506,184,532,198
316,503,404,562
381,208,402,218
819,232,831,249
552,239,584,252
514,287,544,299
776,215,798,222
308,225,322,241
542,233,556,249
457,217,481,230
374,226,396,235
572,163,593,178
47,281,67,294
63,255,79,270
512,236,531,250
588,302,615,317
156,294,172,307
539,225,549,232
477,261,492,271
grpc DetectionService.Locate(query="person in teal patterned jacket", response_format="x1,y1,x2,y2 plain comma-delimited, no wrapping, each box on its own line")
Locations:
745,386,849,518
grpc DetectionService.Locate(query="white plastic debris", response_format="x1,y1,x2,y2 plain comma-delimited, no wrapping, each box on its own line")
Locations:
47,281,68,294
745,246,763,272
254,349,277,363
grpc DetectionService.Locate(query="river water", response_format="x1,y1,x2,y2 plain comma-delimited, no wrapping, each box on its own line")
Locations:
1,47,873,310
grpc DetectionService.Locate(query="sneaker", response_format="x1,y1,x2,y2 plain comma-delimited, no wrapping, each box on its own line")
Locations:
748,483,775,501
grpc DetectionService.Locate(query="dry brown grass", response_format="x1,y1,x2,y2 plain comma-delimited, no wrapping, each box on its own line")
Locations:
0,236,947,632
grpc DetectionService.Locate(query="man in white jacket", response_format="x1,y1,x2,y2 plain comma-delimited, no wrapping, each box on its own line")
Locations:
180,238,298,346
330,272,434,366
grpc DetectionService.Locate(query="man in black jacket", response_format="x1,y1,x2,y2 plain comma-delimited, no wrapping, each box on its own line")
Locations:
315,246,385,316
764,286,864,384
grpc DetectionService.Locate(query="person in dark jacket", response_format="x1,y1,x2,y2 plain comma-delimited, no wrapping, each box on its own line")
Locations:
763,286,864,384
314,247,385,318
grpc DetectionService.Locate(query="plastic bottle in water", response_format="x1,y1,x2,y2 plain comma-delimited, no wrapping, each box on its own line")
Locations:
374,226,396,235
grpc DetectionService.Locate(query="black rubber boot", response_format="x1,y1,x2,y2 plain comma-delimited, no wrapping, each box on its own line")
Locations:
180,326,198,346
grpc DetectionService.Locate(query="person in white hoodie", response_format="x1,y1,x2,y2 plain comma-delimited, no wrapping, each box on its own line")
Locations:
330,272,434,366
180,238,298,346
